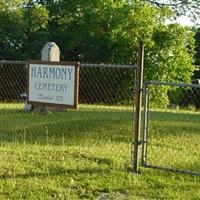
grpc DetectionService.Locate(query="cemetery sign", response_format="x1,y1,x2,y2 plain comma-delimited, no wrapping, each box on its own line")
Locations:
28,61,79,109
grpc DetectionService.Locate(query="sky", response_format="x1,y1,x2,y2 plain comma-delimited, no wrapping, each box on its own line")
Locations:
176,16,200,27
166,16,200,27
156,0,200,27
177,16,193,26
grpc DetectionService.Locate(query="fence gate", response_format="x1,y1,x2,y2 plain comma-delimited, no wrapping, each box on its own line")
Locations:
141,81,200,176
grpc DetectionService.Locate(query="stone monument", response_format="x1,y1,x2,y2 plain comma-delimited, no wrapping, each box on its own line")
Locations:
41,42,60,61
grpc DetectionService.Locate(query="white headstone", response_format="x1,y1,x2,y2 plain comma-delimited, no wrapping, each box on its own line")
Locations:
41,42,60,61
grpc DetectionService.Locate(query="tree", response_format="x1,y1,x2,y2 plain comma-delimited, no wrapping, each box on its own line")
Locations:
29,0,164,63
194,28,200,66
22,4,49,59
0,0,49,60
0,1,25,59
37,0,194,107
145,23,195,107
0,0,196,107
190,28,200,81
145,0,200,20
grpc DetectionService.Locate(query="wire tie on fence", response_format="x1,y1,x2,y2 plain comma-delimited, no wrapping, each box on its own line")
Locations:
132,141,142,146
138,141,142,145
136,88,143,91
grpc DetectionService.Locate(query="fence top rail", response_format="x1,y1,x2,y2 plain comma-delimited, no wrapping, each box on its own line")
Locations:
0,60,137,69
145,81,200,88
80,63,137,69
0,60,28,65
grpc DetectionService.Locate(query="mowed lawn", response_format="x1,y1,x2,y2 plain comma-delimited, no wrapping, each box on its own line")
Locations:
0,103,199,199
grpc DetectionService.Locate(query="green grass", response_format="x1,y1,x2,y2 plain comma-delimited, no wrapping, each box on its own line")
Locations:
0,103,199,199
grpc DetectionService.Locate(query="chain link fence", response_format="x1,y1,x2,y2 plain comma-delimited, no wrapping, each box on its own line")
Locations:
1,60,199,198
141,81,200,176
0,60,136,198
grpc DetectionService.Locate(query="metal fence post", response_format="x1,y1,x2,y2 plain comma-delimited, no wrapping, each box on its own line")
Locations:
132,42,144,173
141,83,149,166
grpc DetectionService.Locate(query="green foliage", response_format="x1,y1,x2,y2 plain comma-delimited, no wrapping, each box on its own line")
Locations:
145,24,195,107
0,0,49,60
194,28,200,66
190,28,200,85
24,5,49,32
0,0,197,107
145,24,195,83
146,0,200,21
0,1,24,59
22,5,49,59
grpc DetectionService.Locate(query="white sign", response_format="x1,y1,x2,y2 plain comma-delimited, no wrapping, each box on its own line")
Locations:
28,61,79,108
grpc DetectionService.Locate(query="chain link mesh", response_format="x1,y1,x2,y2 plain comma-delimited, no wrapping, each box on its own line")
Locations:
0,61,136,198
142,82,200,175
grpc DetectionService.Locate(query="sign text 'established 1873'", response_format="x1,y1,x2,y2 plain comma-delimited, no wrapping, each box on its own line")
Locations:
28,61,79,109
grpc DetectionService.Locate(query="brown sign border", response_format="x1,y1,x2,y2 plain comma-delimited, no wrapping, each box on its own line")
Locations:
28,60,80,109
